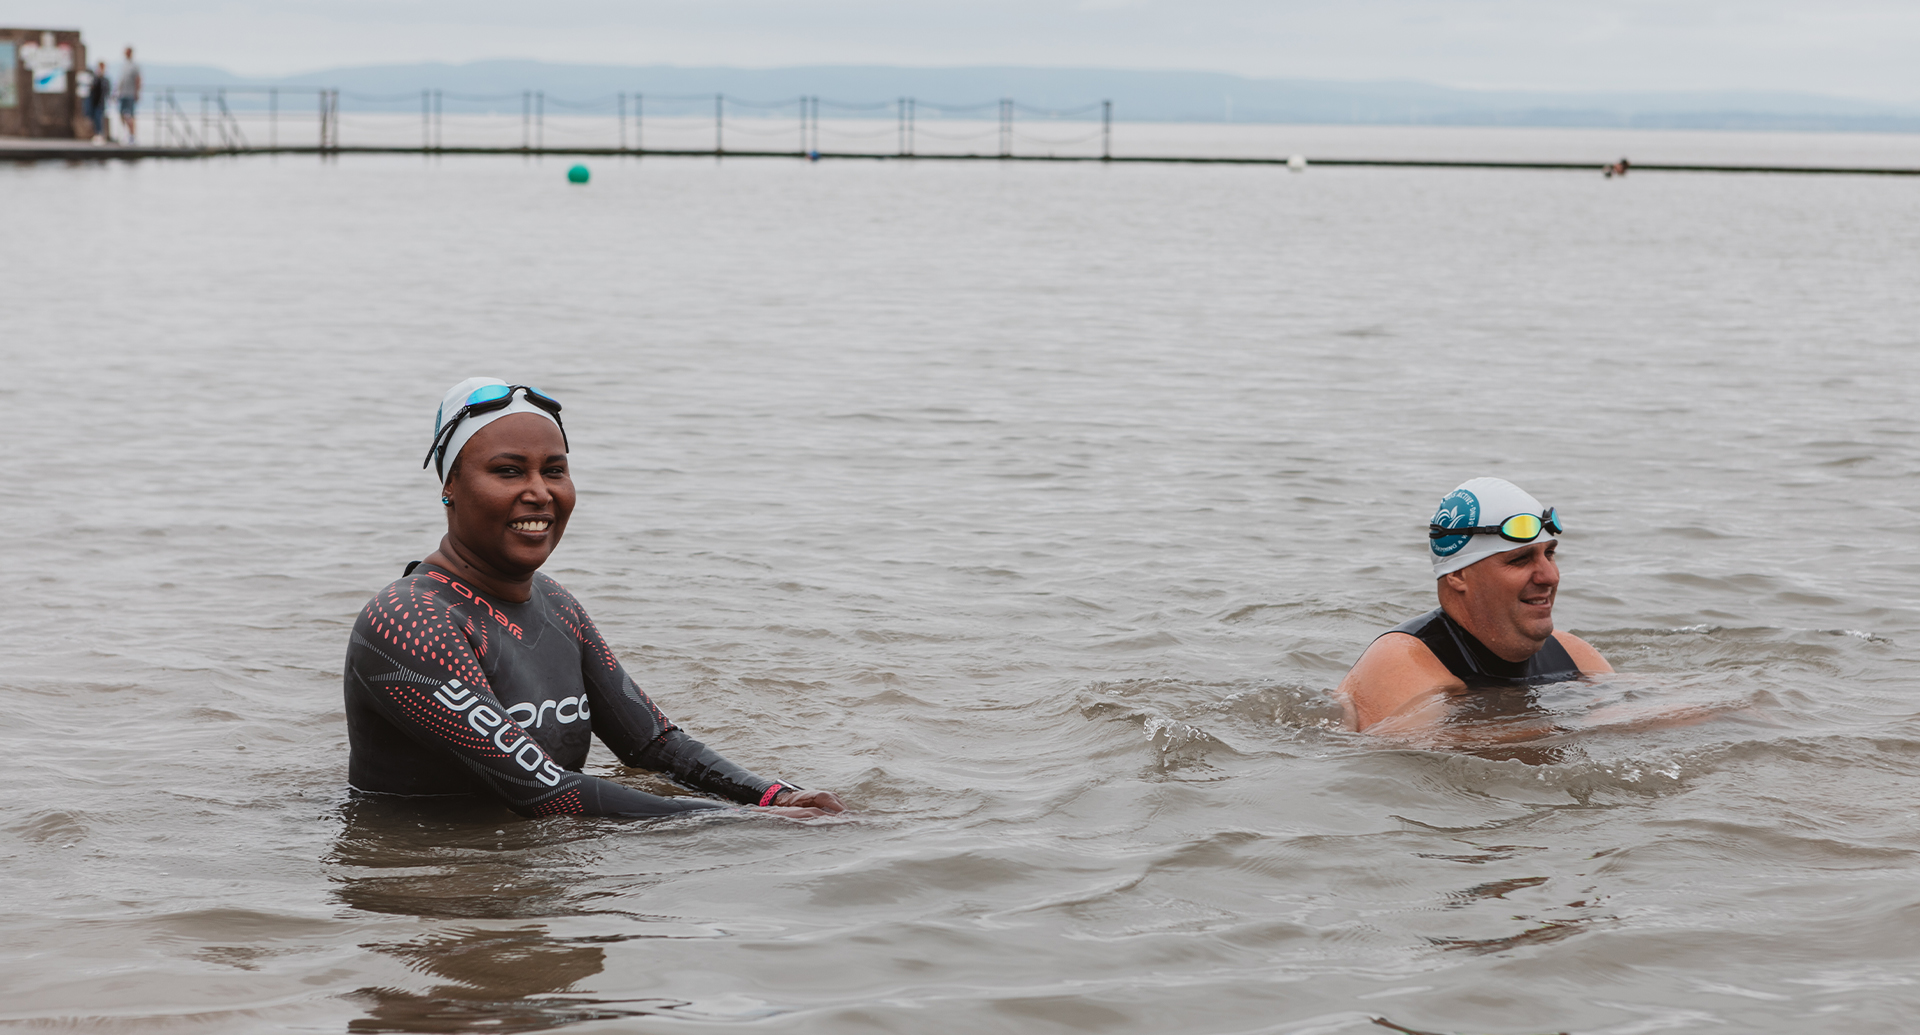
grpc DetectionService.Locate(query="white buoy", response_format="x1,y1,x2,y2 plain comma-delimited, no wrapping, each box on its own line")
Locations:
1287,155,1307,172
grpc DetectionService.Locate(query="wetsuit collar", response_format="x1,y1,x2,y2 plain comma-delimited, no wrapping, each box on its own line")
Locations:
1436,610,1533,680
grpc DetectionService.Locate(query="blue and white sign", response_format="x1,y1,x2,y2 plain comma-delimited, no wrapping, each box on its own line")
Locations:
20,35,73,95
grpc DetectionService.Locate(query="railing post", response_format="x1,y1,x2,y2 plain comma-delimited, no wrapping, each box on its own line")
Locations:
1102,100,1111,161
618,92,626,152
319,89,336,154
898,97,906,156
999,98,1012,158
635,92,643,155
422,89,430,152
908,97,915,156
714,92,723,155
522,90,530,151
536,91,544,150
269,87,277,148
216,88,244,150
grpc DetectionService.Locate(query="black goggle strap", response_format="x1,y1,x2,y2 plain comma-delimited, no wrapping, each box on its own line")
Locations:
420,386,568,476
1427,509,1562,541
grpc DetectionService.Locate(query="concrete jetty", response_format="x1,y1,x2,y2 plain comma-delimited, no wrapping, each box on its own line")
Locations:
5,138,1918,176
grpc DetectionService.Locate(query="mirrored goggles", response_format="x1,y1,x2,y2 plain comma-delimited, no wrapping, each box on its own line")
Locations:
1428,508,1562,543
423,384,567,472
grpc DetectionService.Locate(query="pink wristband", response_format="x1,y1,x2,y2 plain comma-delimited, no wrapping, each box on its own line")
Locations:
758,784,786,807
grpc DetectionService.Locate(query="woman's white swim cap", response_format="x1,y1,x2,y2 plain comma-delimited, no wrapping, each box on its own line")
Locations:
428,377,565,487
1429,477,1556,578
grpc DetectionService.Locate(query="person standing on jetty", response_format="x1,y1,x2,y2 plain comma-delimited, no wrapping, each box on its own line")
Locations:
343,378,846,820
84,61,111,144
115,47,141,144
1337,477,1613,732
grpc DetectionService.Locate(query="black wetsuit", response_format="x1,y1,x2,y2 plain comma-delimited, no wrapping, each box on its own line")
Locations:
1382,608,1582,689
343,562,795,818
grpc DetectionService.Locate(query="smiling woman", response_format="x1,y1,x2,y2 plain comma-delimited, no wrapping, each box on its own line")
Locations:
340,378,846,820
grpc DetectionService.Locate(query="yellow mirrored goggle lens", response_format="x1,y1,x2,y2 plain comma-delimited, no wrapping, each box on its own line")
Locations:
1499,513,1543,541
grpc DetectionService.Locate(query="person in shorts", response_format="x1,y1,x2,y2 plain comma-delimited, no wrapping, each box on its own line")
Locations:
115,47,141,144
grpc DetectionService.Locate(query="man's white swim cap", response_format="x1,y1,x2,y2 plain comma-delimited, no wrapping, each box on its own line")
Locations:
427,377,566,487
1429,477,1556,578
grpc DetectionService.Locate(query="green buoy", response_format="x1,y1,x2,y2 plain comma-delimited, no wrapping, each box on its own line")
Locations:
567,164,590,184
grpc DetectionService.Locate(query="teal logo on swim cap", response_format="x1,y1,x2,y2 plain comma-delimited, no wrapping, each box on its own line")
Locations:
1430,489,1480,558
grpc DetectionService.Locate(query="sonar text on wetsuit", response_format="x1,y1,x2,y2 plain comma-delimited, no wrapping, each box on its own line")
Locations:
1383,608,1581,689
343,562,797,818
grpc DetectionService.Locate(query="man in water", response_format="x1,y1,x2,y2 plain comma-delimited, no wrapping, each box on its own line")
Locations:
1338,477,1613,732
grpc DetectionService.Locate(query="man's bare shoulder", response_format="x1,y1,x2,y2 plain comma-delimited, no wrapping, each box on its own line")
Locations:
1554,630,1614,674
1337,631,1467,731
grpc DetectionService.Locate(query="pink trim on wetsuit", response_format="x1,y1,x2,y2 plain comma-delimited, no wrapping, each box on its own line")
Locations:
758,784,787,807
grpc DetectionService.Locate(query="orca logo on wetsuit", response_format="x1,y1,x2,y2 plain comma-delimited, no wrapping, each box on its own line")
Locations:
505,695,592,730
430,679,568,787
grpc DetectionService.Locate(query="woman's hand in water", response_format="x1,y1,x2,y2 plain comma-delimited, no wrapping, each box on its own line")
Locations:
772,789,847,814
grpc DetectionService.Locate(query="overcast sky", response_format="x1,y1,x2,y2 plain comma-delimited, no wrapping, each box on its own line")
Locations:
27,0,1920,103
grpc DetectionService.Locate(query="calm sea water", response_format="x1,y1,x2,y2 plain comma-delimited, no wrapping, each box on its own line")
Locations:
5,124,1920,1034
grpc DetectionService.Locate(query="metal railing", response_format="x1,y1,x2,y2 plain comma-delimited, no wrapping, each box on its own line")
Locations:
132,86,1118,160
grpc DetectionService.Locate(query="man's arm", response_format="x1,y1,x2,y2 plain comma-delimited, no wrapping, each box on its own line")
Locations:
1556,631,1613,675
1343,628,1619,739
1337,633,1467,732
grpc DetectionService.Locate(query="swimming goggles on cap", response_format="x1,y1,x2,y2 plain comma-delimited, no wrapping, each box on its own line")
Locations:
422,384,568,472
1428,508,1562,543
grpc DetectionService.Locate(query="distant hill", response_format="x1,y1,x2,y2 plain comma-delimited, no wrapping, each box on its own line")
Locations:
143,61,1920,132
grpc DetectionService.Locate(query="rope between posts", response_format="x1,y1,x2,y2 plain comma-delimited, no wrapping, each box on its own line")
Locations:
629,101,733,117
717,121,808,137
1011,129,1106,145
815,98,895,112
1013,102,1105,118
544,95,621,110
723,96,805,110
531,120,622,138
909,125,1003,141
816,124,901,140
912,100,1001,114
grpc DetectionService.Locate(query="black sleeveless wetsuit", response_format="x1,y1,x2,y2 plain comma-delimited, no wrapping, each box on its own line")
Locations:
343,562,795,818
1382,608,1582,689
